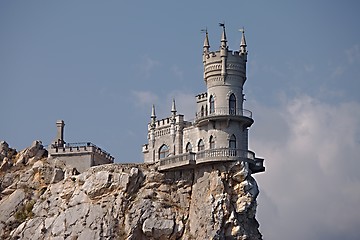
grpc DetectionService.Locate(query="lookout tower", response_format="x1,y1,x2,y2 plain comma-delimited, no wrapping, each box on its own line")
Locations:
142,24,264,174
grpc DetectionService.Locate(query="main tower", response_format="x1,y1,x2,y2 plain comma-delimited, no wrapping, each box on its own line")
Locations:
143,24,264,174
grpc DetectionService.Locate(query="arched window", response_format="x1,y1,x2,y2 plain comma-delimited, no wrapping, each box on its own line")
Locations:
186,142,193,152
209,135,215,149
198,139,205,151
209,95,215,114
229,134,236,149
229,94,236,115
159,144,169,159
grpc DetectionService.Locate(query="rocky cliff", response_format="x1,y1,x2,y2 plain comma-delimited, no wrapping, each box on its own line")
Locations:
0,141,262,240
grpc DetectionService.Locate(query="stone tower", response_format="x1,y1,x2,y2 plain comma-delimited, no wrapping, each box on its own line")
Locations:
142,24,264,174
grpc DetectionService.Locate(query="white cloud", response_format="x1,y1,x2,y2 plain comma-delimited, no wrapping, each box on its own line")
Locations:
137,55,161,79
346,44,360,64
132,90,159,107
171,65,184,80
251,95,360,240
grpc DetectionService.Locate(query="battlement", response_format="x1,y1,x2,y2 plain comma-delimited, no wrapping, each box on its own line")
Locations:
196,92,208,102
48,142,114,162
204,50,245,64
147,115,188,130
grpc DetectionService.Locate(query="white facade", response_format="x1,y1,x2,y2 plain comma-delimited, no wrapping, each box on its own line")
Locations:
142,25,264,174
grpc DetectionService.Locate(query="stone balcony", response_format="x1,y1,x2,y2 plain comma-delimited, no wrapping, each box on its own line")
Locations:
194,107,254,127
158,148,264,173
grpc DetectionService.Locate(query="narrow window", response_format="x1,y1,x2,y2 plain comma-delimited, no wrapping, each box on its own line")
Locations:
159,144,169,159
186,142,193,152
209,135,215,149
209,95,215,114
201,105,204,117
229,135,237,156
229,134,236,149
198,139,205,151
229,94,236,115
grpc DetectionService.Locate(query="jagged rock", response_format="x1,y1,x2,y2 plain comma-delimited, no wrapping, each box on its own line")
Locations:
15,140,46,166
0,145,262,240
50,168,64,183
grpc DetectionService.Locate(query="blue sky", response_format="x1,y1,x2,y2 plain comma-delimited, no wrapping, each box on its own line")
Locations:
1,1,360,239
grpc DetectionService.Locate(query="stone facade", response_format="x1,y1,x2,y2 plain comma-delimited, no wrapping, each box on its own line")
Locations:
143,25,265,174
48,120,114,173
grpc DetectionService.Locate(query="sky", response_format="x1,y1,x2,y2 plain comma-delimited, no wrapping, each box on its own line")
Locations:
1,1,360,239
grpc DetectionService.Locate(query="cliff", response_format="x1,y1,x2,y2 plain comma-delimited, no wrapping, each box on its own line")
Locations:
0,141,262,239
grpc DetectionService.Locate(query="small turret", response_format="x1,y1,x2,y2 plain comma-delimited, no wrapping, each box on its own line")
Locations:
239,28,247,60
219,23,228,77
203,29,210,54
170,99,177,142
150,105,156,147
151,104,156,126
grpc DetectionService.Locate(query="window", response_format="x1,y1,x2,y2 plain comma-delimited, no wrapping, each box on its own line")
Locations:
198,139,205,151
229,94,236,115
186,142,193,152
159,144,169,159
201,106,204,117
209,95,215,114
209,135,215,149
229,135,237,156
229,134,236,149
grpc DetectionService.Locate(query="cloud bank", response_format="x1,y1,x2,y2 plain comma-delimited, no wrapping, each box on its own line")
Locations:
252,95,360,240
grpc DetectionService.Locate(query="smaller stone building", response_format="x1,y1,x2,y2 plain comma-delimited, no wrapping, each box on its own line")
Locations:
48,120,114,173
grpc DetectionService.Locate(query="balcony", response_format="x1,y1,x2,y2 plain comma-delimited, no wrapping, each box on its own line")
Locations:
158,148,264,173
195,107,253,127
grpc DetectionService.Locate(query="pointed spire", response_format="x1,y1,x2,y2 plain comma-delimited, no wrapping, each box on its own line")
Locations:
219,23,227,49
151,104,156,118
203,29,210,52
171,99,177,114
239,27,247,54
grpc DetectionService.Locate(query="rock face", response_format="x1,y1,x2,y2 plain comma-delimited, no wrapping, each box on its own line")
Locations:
0,142,262,239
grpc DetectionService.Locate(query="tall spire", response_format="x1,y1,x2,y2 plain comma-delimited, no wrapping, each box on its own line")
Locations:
239,28,247,55
219,23,228,76
150,104,156,128
151,104,156,118
203,29,210,52
219,23,227,49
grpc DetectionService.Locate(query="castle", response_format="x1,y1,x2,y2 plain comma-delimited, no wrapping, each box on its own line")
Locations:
142,24,265,174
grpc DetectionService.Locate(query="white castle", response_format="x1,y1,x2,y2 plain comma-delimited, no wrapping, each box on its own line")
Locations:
142,24,265,174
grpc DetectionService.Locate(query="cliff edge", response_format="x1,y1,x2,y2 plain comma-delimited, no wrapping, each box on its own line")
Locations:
0,141,262,239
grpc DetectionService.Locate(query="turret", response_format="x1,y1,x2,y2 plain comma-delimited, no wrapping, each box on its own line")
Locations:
239,28,247,60
150,105,156,146
170,99,177,142
198,24,252,128
219,23,228,77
